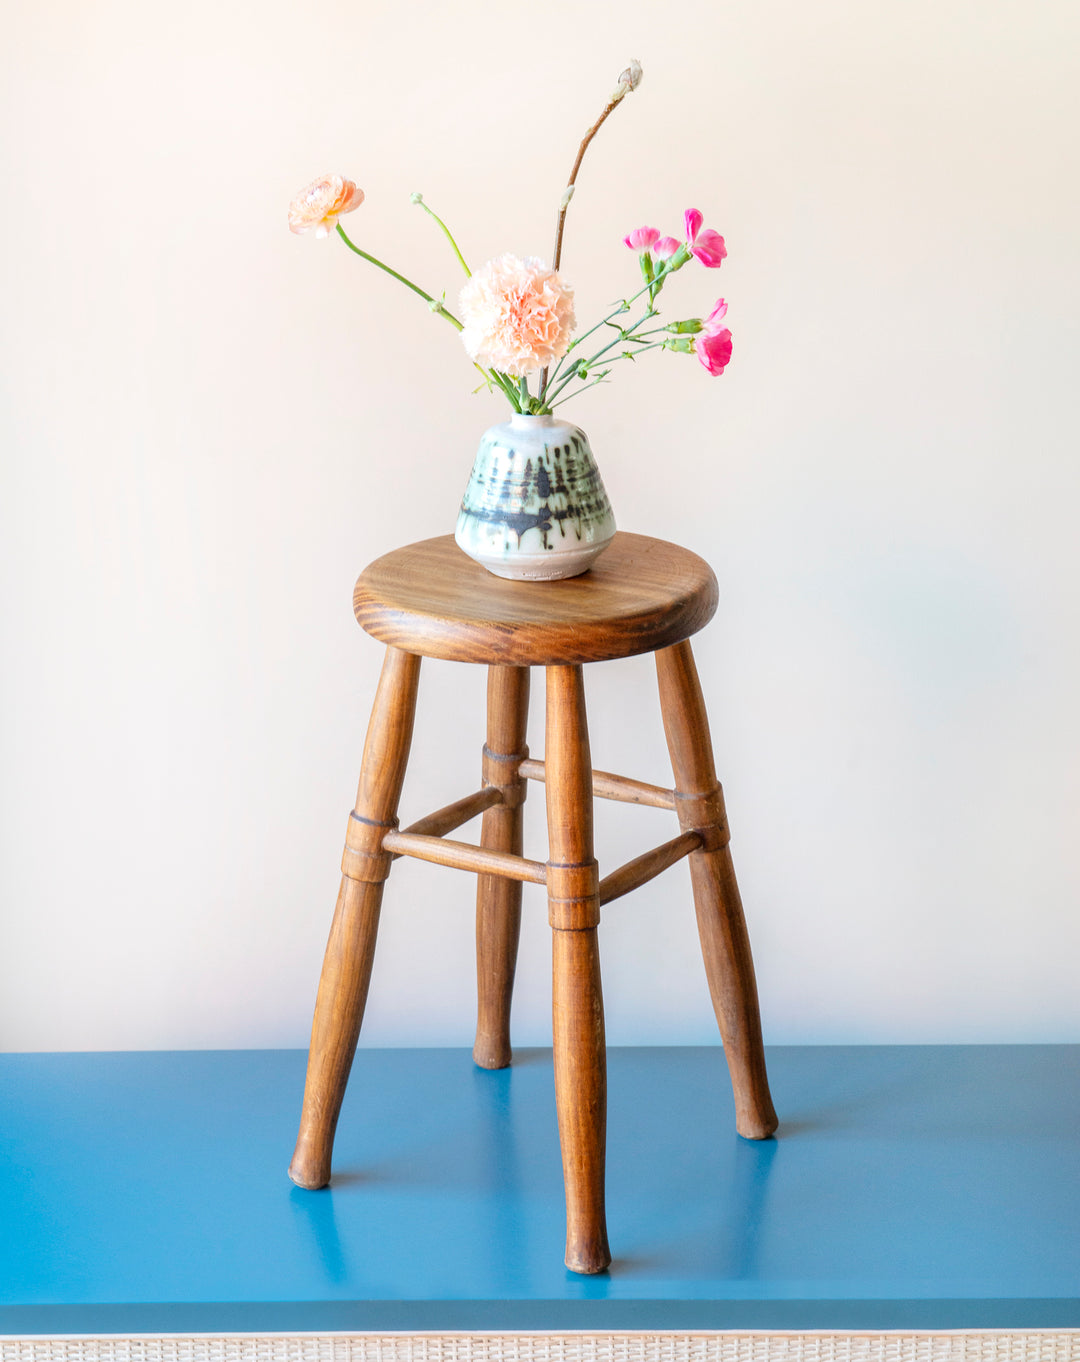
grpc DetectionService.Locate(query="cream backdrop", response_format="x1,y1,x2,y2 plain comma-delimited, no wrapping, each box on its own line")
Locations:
2,0,1078,1052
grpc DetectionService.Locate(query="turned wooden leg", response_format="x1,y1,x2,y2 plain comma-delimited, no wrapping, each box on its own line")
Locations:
656,639,778,1141
546,664,610,1275
289,645,421,1189
473,665,531,1070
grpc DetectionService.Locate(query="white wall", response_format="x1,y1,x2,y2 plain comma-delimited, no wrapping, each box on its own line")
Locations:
2,0,1078,1052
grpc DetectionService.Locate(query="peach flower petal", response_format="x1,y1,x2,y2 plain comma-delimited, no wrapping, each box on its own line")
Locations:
459,254,576,377
289,175,364,238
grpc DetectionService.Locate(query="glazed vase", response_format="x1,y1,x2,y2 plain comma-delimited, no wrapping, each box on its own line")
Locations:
455,413,616,581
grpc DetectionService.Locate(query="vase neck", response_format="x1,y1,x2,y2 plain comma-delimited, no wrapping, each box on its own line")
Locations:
510,413,556,431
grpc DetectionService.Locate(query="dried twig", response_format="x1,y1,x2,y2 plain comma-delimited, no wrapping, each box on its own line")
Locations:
539,60,642,405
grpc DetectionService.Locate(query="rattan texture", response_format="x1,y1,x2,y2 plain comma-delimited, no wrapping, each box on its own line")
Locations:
2,1334,1078,1362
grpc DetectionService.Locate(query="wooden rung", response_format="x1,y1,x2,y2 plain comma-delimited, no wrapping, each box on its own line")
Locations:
397,786,502,845
598,829,703,906
518,758,675,810
382,830,548,885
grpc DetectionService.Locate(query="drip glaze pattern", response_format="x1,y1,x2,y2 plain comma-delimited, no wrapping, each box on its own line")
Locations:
455,414,616,580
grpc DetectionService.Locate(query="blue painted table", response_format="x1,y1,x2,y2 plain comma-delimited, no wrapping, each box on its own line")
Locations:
1,1046,1077,1333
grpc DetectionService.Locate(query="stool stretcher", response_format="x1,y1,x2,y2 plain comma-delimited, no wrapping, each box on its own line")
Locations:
598,829,704,906
519,758,676,810
382,829,548,884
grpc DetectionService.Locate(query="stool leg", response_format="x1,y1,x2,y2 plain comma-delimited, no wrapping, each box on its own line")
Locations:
474,665,531,1070
546,664,610,1275
289,645,421,1189
656,640,778,1141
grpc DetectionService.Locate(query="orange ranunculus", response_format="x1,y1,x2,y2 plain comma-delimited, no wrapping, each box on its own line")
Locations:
288,175,364,238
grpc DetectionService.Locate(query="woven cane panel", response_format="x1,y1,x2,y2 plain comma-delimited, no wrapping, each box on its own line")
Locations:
2,1334,1078,1362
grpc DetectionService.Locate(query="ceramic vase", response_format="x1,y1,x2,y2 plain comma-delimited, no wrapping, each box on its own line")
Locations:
454,413,616,581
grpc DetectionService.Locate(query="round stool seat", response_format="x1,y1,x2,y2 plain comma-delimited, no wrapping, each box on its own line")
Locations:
353,532,719,666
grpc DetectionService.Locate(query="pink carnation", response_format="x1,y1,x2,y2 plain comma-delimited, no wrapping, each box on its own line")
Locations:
459,254,576,376
684,208,727,268
624,226,659,251
695,299,733,375
288,175,364,238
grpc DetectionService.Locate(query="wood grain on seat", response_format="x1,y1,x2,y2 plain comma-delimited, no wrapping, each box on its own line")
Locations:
353,532,719,666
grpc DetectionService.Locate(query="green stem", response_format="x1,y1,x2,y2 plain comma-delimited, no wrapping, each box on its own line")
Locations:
549,373,612,409
490,369,523,411
335,224,527,412
336,224,464,331
546,273,667,388
414,197,472,277
546,303,629,387
544,308,657,405
542,366,583,407
587,307,657,363
547,340,667,409
473,364,515,406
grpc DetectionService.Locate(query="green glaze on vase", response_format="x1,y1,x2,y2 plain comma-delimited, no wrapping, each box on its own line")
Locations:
455,414,616,580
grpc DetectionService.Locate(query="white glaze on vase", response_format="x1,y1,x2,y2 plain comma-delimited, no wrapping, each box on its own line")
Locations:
455,414,616,581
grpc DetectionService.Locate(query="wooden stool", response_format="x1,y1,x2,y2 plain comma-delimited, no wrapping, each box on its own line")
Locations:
288,532,778,1275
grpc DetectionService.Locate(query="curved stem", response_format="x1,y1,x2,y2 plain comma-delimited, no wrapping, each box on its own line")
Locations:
335,225,526,413
336,224,464,331
415,198,472,277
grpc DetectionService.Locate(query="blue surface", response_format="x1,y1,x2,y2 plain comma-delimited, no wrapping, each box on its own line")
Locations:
1,1046,1078,1332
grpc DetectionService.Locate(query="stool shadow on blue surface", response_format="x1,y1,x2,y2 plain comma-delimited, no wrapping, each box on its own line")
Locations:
289,1183,350,1284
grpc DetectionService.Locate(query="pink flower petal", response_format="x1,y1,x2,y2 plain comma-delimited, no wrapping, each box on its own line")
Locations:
704,297,728,326
652,236,681,258
694,326,733,375
624,226,660,251
690,229,727,268
684,208,704,243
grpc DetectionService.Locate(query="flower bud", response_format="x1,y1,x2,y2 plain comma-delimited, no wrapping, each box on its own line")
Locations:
410,191,424,205
619,59,643,91
613,58,643,100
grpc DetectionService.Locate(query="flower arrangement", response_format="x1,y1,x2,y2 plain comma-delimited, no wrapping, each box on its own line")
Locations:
288,61,733,418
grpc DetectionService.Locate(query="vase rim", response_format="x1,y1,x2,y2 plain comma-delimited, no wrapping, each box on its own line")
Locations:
509,412,556,429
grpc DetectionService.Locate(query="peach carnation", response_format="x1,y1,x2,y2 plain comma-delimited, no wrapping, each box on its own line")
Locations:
459,254,576,376
288,175,364,238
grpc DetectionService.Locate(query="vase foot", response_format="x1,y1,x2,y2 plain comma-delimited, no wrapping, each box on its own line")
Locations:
460,538,614,581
